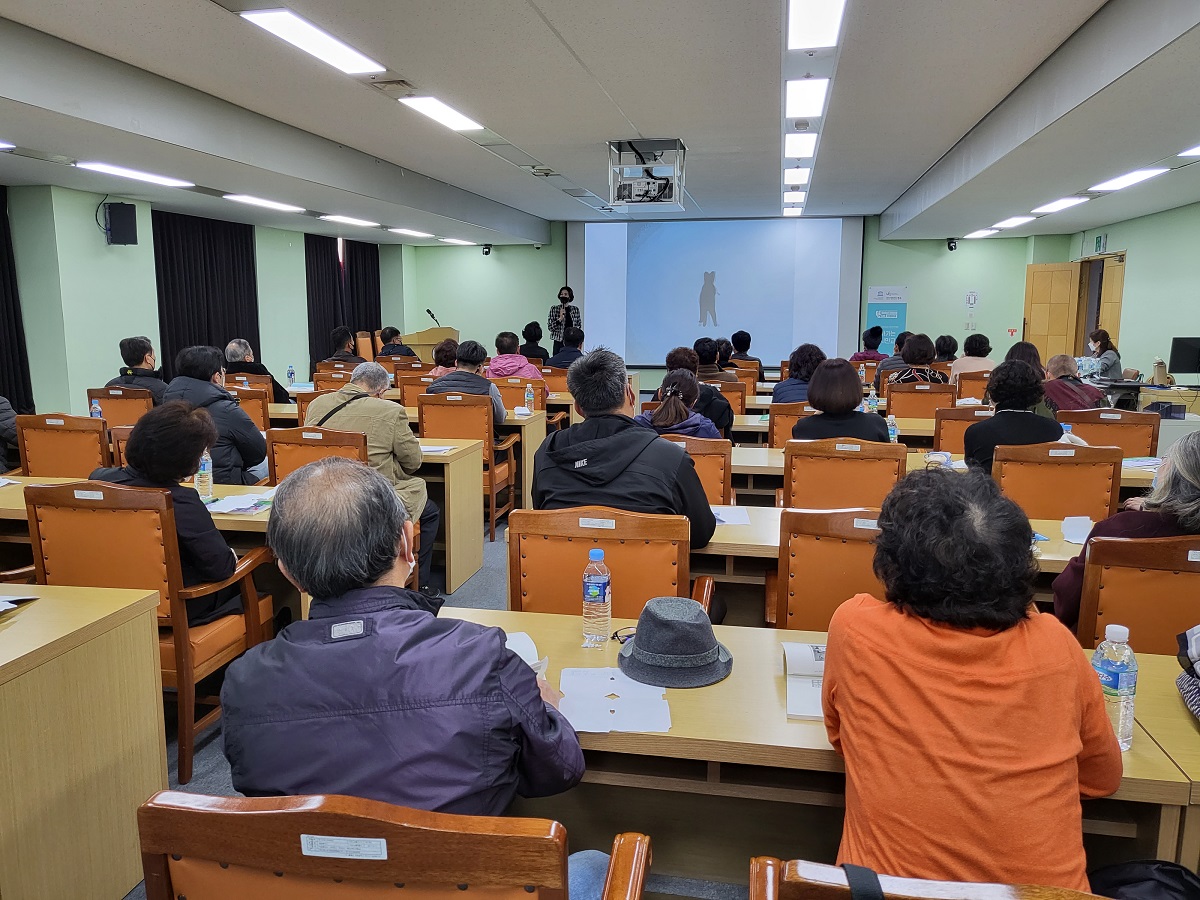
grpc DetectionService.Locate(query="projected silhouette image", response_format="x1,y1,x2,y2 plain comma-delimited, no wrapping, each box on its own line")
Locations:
698,271,718,326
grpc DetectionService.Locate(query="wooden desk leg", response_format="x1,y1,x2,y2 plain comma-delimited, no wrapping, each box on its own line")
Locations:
1155,804,1183,862
521,417,546,510
442,446,484,593
1180,805,1200,871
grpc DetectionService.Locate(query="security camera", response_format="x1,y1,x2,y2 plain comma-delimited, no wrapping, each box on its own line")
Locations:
533,243,542,250
946,239,958,252
482,244,492,256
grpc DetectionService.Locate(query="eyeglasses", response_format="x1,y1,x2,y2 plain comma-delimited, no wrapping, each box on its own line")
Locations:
612,626,636,644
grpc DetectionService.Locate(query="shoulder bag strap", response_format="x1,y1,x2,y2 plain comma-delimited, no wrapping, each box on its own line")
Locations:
840,864,885,900
314,392,370,427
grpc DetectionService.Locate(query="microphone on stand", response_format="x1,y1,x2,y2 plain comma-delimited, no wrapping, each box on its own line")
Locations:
426,308,442,327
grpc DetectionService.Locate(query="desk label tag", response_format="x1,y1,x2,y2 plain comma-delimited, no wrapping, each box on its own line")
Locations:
300,834,387,860
672,441,686,448
302,432,323,440
1100,413,1122,420
1189,550,1200,563
835,443,861,452
916,385,931,390
46,418,64,425
1049,448,1076,457
852,518,878,530
447,395,463,400
975,410,993,416
73,490,104,500
109,389,121,395
579,517,616,530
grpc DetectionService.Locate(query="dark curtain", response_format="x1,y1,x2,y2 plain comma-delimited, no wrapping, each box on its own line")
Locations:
305,235,383,371
152,211,261,379
0,186,34,413
342,239,382,335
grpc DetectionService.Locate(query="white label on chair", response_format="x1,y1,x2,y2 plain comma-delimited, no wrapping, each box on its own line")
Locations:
1049,448,1076,457
1100,413,1121,420
672,441,686,448
835,443,861,452
579,517,616,529
916,385,931,390
1189,550,1200,563
46,418,64,425
301,834,387,860
73,490,104,500
109,389,121,395
421,378,433,383
852,518,878,530
302,432,323,440
448,395,463,400
975,410,993,416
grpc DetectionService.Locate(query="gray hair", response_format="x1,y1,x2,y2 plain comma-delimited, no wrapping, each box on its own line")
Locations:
350,361,390,394
267,457,409,600
566,347,626,417
225,338,253,362
1145,431,1200,532
1046,354,1078,378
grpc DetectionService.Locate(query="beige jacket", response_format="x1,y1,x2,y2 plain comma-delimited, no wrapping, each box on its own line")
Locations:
304,387,427,518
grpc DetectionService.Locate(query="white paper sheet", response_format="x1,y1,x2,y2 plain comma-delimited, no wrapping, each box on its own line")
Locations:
0,595,38,614
205,492,275,514
1062,516,1094,545
0,477,20,488
1122,457,1162,470
558,667,671,733
712,505,751,526
421,446,456,454
504,632,549,678
949,459,968,471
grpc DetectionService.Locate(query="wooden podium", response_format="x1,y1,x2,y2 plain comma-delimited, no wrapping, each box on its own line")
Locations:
401,326,459,363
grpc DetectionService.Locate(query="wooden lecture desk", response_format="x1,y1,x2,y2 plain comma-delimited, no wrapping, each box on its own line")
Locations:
445,608,1191,880
0,585,166,899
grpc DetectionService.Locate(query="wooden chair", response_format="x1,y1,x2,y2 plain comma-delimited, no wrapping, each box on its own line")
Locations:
540,366,571,394
314,360,355,373
508,507,714,618
1058,408,1160,457
993,443,1121,521
730,358,759,372
16,413,110,477
266,428,368,486
1077,536,1200,654
775,508,883,631
314,371,355,391
933,407,995,455
641,401,661,414
390,358,431,376
749,857,1101,900
374,328,384,353
730,367,759,395
781,438,906,509
294,390,334,427
490,378,567,428
779,360,790,380
661,434,733,504
956,370,992,400
24,481,274,784
111,425,134,467
138,791,651,900
931,360,952,378
226,372,273,391
225,385,269,432
396,374,439,406
768,402,817,449
704,380,747,415
852,360,878,387
884,382,957,419
355,331,375,361
86,386,153,427
419,393,517,541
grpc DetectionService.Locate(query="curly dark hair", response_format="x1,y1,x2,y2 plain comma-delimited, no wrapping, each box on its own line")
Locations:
788,343,827,382
521,321,543,344
716,337,733,363
934,334,958,361
432,338,459,368
693,337,720,365
873,467,1036,630
125,401,218,484
986,359,1045,410
963,334,992,358
901,333,936,366
666,346,700,374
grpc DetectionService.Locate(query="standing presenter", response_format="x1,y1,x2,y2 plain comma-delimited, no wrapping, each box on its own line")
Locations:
547,286,582,355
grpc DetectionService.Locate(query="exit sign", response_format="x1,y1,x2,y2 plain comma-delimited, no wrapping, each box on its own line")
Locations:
1095,234,1108,253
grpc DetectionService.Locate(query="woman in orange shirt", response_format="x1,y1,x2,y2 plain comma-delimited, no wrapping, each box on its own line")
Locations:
823,467,1122,892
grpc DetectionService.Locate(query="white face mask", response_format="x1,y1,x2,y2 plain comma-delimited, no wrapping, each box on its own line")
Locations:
1089,342,1098,352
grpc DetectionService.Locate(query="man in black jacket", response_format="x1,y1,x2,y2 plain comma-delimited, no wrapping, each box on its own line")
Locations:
545,327,585,369
378,326,417,358
225,338,290,403
106,335,167,404
654,346,734,436
325,325,367,366
0,394,17,471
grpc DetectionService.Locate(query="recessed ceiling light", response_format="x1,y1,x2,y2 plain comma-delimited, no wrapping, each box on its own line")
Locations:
785,79,830,118
0,141,14,151
783,208,804,217
224,194,305,213
784,167,812,186
784,134,818,159
240,9,385,75
1031,197,1089,214
783,190,807,203
75,161,194,188
400,97,484,132
319,215,380,227
1180,144,1200,157
964,229,999,239
389,228,434,238
788,0,847,49
438,238,476,245
993,216,1035,229
1089,168,1169,192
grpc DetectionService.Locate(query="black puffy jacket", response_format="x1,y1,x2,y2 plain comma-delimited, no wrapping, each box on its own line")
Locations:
163,377,267,485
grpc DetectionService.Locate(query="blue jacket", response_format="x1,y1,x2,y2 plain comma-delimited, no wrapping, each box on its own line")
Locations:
633,409,721,439
221,586,585,816
772,378,810,403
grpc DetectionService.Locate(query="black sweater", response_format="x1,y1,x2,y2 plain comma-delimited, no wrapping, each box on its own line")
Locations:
963,410,1064,473
791,411,889,443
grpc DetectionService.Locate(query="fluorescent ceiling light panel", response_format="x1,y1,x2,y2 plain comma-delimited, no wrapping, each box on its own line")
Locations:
788,0,847,49
319,214,380,227
993,216,1035,229
782,208,804,217
0,141,14,151
438,238,475,245
785,79,830,118
1180,144,1200,157
75,161,194,188
389,228,434,238
784,133,818,158
783,190,807,203
400,97,484,131
240,9,384,74
784,167,812,186
1089,168,1168,191
224,194,304,213
1031,196,1088,214
964,229,998,239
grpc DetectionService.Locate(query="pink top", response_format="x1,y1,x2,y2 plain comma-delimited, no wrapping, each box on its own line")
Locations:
486,354,545,381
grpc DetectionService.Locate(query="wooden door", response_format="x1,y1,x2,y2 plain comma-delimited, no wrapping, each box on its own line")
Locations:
1023,263,1082,361
1099,255,1125,346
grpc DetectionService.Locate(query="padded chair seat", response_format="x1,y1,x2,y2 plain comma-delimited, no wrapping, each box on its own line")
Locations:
488,460,511,482
159,595,273,672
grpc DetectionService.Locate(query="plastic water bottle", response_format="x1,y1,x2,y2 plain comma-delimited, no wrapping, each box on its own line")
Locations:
89,398,103,419
858,363,866,380
867,387,879,413
582,548,611,648
1062,423,1073,435
525,383,535,411
286,365,296,386
196,449,214,501
1091,623,1137,751
886,414,898,443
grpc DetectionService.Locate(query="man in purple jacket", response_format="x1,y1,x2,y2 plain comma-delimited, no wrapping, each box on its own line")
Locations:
220,456,585,816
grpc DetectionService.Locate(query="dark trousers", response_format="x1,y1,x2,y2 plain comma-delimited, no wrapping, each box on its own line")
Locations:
418,498,441,589
552,340,564,355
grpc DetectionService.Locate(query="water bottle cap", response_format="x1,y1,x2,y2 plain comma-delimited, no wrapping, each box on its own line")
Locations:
588,548,604,561
1062,424,1073,432
1105,624,1129,643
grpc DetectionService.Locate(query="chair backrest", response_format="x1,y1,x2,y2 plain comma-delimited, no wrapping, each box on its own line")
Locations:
1057,408,1160,457
930,361,952,378
660,434,732,504
777,509,883,630
779,360,790,380
86,386,154,427
933,407,996,454
641,401,661,414
226,372,273,390
508,506,693,618
782,438,906,509
266,427,369,486
730,358,758,372
852,360,878,387
390,358,431,375
374,329,384,353
993,442,1121,521
138,791,577,900
540,367,570,394
956,370,992,401
704,380,747,414
111,425,134,467
355,331,375,361
224,386,269,432
418,393,494,465
730,367,758,394
294,390,335,427
396,374,438,406
885,382,957,419
491,377,547,411
768,402,817,449
16,414,110,477
1078,536,1200,654
314,371,355,391
314,360,355,373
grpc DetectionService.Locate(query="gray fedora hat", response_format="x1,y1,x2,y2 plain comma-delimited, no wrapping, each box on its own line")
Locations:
617,596,733,688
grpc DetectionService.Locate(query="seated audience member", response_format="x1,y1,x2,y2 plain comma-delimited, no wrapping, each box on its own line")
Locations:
1043,354,1108,414
426,338,459,378
656,347,733,436
324,325,367,366
221,457,584,814
519,322,550,362
634,370,720,438
224,338,289,403
90,401,241,626
716,337,737,370
934,334,958,362
1090,329,1123,380
824,467,1121,891
533,348,716,550
887,333,950,385
1053,431,1200,629
1004,342,1054,418
378,326,416,358
545,327,585,369
164,345,268,485
106,335,167,404
773,343,827,403
694,337,736,383
0,394,18,471
488,331,545,381
427,340,506,425
305,362,441,596
730,330,764,381
792,359,889,442
950,333,996,385
963,360,1063,472
849,326,887,363
872,330,912,391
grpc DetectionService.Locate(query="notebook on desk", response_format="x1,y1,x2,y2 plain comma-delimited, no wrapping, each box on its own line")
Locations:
783,642,826,720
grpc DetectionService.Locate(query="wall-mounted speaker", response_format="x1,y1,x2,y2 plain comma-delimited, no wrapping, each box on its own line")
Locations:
104,202,137,245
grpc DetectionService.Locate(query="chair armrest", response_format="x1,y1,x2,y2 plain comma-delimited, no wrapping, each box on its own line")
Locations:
749,857,781,900
254,477,270,487
0,565,35,583
178,546,275,600
494,433,520,452
775,487,784,508
600,833,652,900
690,576,714,615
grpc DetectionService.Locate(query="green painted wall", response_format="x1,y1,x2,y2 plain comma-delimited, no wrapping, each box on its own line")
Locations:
1026,234,1072,265
379,243,406,334
253,226,308,380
